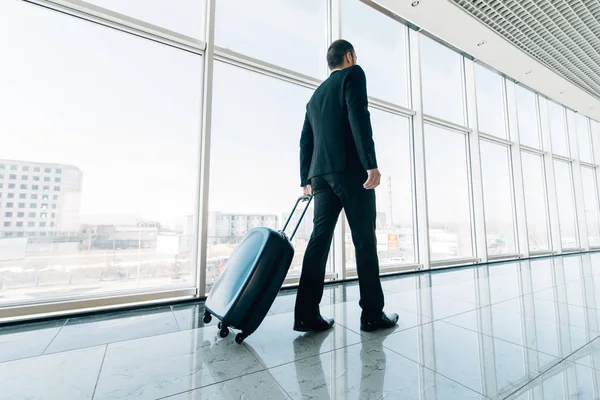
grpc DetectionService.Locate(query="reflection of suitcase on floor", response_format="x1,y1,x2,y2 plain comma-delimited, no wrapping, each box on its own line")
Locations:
203,195,313,344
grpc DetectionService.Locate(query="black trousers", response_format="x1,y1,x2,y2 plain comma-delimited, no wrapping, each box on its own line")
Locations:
294,172,385,321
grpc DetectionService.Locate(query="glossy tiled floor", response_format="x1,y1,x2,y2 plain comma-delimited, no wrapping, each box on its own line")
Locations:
3,254,600,399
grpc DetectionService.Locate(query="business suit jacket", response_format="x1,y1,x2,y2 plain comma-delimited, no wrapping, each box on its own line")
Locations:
300,65,378,187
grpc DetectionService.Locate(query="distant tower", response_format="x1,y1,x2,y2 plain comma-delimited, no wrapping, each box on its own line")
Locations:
387,175,393,229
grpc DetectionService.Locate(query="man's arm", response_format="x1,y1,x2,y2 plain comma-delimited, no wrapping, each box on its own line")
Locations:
300,111,314,187
344,66,378,171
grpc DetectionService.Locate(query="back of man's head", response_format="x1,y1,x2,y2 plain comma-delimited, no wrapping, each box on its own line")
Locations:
327,39,355,70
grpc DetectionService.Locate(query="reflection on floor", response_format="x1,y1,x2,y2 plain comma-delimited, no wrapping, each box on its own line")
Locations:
3,254,600,399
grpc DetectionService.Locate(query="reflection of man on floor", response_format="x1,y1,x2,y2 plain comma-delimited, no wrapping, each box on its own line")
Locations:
293,333,331,399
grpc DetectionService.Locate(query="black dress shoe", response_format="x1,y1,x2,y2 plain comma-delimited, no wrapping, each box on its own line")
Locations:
293,315,335,332
360,312,399,332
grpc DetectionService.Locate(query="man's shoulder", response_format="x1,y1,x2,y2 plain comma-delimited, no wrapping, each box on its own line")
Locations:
344,65,366,81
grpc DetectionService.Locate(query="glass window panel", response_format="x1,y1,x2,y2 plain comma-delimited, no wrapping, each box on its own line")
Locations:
480,141,516,255
342,0,409,106
0,1,202,304
215,0,326,79
420,35,465,125
474,64,507,138
547,100,569,157
521,152,550,252
515,86,540,148
207,62,317,292
345,111,414,273
575,114,593,163
553,160,579,249
581,167,600,247
425,125,473,260
83,0,206,40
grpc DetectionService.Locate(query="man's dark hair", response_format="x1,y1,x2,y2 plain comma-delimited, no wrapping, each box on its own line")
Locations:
327,39,354,70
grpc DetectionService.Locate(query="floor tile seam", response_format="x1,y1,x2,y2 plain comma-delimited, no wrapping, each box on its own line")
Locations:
0,349,66,365
266,369,295,400
537,298,600,312
40,318,69,356
437,317,597,361
378,340,494,399
488,332,600,399
91,344,109,400
169,307,182,332
41,325,184,356
259,337,365,372
499,357,575,400
0,344,113,366
385,292,527,317
440,307,600,337
153,369,294,400
422,303,491,324
117,350,271,398
242,341,269,370
555,335,600,371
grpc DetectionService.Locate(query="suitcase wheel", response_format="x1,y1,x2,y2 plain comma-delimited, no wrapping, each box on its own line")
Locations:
235,333,248,344
203,311,212,324
219,326,230,338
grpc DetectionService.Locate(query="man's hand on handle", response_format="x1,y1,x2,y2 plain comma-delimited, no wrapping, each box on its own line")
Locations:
364,169,381,190
302,184,312,200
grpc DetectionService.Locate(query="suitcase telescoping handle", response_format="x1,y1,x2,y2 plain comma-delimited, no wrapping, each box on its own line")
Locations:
281,195,313,241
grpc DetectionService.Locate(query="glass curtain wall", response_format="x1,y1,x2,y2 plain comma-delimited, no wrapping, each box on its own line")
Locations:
474,64,517,256
521,151,551,252
2,0,600,318
0,0,204,308
420,36,474,262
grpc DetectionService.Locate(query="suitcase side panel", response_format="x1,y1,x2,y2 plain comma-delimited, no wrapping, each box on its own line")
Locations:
205,228,270,318
235,238,294,333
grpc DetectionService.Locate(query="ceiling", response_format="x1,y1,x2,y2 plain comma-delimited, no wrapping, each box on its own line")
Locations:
451,0,600,103
372,0,600,121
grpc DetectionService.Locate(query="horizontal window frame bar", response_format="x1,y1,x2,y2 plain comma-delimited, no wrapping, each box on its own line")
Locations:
520,146,546,156
529,250,556,257
423,114,471,134
430,257,482,268
345,263,422,278
369,98,416,118
519,143,546,155
479,132,514,147
214,46,322,91
580,161,599,169
561,247,585,253
0,287,197,324
25,0,206,55
553,154,575,163
487,253,523,261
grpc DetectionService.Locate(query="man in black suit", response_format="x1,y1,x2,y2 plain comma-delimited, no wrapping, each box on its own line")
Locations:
293,40,399,333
